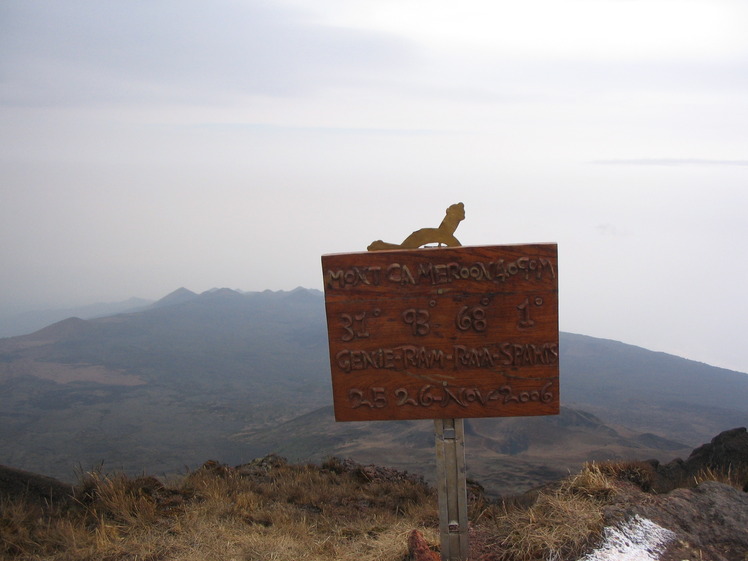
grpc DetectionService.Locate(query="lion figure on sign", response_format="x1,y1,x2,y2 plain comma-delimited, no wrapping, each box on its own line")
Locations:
367,202,465,251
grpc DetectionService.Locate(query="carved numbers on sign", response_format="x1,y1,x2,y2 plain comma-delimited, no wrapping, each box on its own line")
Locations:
339,309,380,342
349,382,554,409
517,297,545,329
349,387,387,409
339,295,551,342
456,306,487,332
402,308,431,336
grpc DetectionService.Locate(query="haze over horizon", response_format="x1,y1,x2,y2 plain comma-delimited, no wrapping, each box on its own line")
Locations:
2,1,747,373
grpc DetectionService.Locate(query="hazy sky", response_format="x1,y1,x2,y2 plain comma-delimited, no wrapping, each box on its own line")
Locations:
2,1,747,373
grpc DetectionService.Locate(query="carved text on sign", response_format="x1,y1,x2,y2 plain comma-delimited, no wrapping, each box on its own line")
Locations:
348,382,555,410
322,244,559,421
334,342,559,373
325,257,556,289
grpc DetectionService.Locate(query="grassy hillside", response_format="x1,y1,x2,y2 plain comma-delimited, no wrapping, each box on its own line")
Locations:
3,451,747,561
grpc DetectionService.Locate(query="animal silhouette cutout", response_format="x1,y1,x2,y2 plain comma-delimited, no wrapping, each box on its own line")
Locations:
367,202,465,251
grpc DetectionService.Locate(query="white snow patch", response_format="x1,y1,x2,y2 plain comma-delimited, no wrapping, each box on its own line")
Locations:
578,515,676,561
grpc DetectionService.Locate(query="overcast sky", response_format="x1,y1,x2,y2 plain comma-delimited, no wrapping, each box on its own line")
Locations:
1,0,747,373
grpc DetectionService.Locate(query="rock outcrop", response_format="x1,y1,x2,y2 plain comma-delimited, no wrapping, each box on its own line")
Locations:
650,427,748,492
602,481,748,561
599,428,748,561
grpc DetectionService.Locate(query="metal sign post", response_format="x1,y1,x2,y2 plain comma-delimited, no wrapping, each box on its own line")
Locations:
321,203,559,561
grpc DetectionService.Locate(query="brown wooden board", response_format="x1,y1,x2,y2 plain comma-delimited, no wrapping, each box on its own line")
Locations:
321,244,559,422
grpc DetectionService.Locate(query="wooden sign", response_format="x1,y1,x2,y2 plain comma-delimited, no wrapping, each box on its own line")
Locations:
322,244,559,422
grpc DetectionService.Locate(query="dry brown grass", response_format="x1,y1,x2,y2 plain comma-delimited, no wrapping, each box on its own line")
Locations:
14,456,726,561
477,463,618,561
692,464,748,491
1,456,439,561
591,460,657,492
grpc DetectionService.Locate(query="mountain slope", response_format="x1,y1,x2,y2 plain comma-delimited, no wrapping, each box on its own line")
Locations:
560,332,748,443
0,288,331,480
0,287,745,492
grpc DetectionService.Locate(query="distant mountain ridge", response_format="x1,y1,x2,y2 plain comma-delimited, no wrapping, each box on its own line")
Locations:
0,287,746,495
150,287,197,308
0,297,153,338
